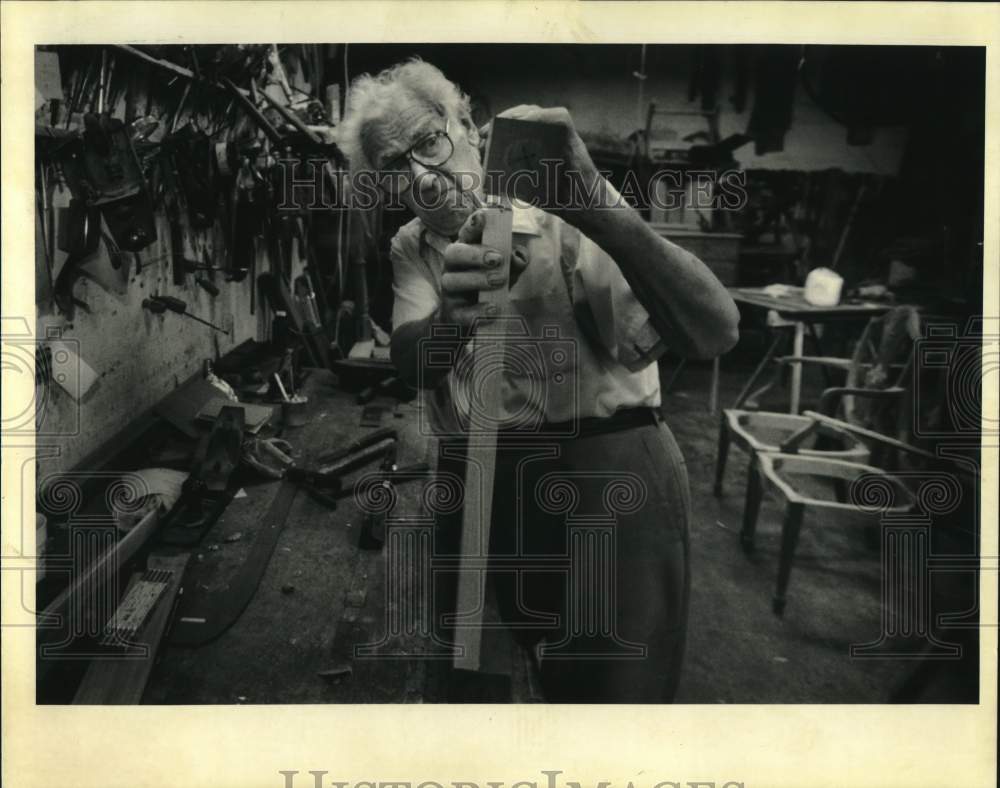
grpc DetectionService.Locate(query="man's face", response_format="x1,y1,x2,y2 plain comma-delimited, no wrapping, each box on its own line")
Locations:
370,98,484,237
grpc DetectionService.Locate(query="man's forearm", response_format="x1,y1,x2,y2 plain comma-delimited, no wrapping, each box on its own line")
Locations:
573,179,740,359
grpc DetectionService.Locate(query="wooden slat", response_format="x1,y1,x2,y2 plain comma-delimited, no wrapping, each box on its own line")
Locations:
73,553,190,704
452,202,513,672
451,118,561,672
38,506,161,664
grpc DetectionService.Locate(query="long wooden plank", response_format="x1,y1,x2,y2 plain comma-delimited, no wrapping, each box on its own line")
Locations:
73,553,190,704
38,506,161,669
452,202,513,672
450,117,566,672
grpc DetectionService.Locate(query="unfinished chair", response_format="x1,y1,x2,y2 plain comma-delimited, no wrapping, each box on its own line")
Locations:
741,448,914,616
714,305,922,497
738,408,973,616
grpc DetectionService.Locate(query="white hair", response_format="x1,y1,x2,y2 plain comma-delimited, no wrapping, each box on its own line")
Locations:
338,58,472,175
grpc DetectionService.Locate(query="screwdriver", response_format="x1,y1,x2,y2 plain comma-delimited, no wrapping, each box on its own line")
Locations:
195,277,220,297
143,295,230,334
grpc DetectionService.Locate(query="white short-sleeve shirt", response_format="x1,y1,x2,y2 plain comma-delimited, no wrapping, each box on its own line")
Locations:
390,203,664,434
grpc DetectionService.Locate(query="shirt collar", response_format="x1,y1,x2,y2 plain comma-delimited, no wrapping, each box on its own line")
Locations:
420,201,543,256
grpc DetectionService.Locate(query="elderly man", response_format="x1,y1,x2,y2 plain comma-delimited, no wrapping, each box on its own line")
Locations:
339,59,739,702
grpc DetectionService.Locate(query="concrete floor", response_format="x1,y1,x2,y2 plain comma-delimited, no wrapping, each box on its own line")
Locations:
664,360,978,704
141,361,979,704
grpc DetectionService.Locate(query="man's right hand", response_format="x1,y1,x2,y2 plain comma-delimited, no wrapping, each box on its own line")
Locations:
392,209,531,388
439,208,529,330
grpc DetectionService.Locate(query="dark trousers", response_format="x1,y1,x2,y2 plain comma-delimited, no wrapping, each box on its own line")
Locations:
434,412,691,702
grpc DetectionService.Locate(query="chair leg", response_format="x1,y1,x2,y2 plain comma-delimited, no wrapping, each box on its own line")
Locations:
833,478,848,503
773,502,805,617
713,416,731,497
740,455,764,554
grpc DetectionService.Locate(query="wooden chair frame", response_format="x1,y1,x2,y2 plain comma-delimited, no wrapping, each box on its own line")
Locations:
741,409,975,616
714,307,920,497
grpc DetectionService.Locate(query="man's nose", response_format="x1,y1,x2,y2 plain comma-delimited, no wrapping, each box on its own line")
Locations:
410,160,442,199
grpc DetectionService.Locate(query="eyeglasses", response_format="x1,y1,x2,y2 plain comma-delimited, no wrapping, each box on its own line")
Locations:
377,118,455,195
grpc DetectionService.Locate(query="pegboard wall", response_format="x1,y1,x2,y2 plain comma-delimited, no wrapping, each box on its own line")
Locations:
34,46,278,476
35,206,264,476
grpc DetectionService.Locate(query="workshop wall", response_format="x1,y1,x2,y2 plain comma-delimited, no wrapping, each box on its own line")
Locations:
478,71,907,175
35,211,262,476
348,44,909,176
35,53,266,476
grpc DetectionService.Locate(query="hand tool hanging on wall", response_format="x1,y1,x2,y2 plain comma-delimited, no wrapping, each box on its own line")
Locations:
257,209,330,369
52,197,101,318
159,143,208,287
163,124,219,230
60,110,157,252
185,249,248,283
164,174,190,287
290,217,335,368
195,277,220,297
143,294,230,334
228,157,267,307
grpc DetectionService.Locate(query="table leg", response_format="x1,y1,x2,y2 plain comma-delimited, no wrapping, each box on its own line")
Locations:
664,358,686,392
804,322,832,387
789,321,805,414
733,330,784,409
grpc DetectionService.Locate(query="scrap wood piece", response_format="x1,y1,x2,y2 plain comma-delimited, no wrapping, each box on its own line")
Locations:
317,664,353,682
73,553,190,704
155,376,230,439
38,506,161,676
195,397,274,433
101,568,171,642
